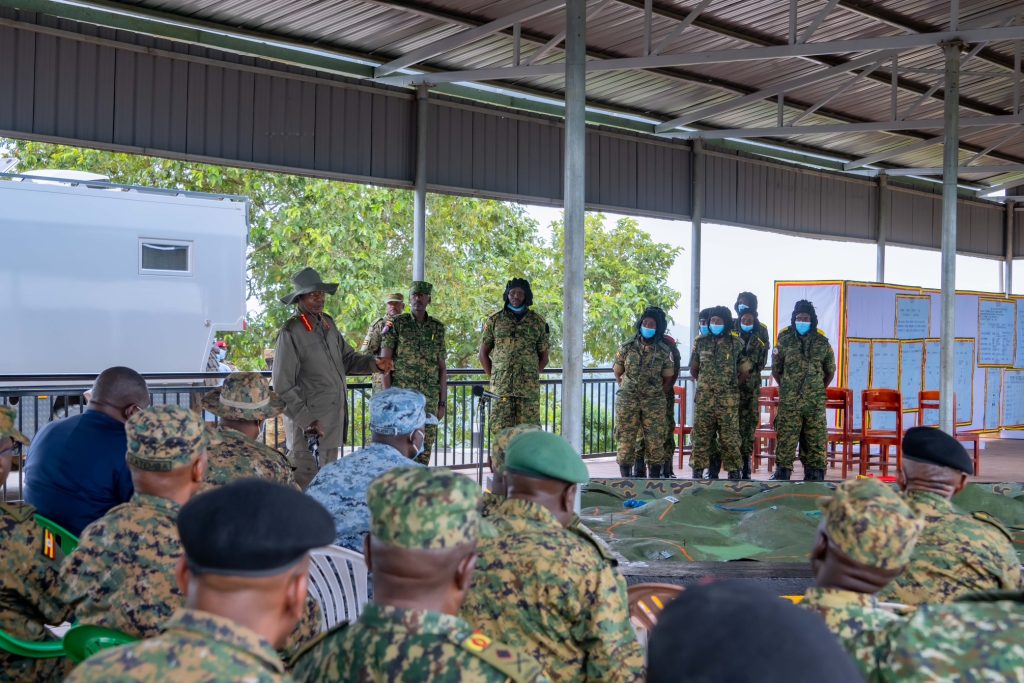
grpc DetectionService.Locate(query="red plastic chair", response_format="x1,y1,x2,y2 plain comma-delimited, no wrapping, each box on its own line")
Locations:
917,391,981,475
673,385,692,471
752,386,779,474
825,387,855,479
859,390,903,477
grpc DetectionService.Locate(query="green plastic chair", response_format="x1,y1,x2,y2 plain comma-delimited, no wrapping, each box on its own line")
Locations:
33,514,79,555
63,624,138,664
0,629,66,659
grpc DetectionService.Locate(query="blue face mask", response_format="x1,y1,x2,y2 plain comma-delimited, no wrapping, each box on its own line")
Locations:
507,303,526,313
737,304,749,313
710,323,724,336
795,321,812,335
699,324,709,336
216,349,227,362
740,323,753,333
640,327,656,339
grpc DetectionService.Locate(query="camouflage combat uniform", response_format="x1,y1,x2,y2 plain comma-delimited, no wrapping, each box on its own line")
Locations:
381,312,446,466
800,587,903,680
737,326,769,466
65,608,293,682
361,313,399,392
0,501,71,683
688,332,744,472
773,326,835,470
205,428,297,489
482,308,550,432
460,497,645,683
614,337,675,467
632,335,682,473
877,490,1022,605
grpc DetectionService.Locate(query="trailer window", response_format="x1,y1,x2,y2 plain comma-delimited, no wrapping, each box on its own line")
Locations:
140,240,191,274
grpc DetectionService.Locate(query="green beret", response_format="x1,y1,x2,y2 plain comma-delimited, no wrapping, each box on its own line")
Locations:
490,424,542,472
821,478,923,571
368,468,479,550
410,281,433,296
126,405,217,472
505,431,589,484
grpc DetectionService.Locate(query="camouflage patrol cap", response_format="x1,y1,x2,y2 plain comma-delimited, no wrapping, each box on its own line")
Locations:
821,478,923,571
126,405,217,472
0,406,29,446
369,388,439,436
201,372,285,422
368,468,480,550
410,281,433,296
489,424,542,473
385,292,405,304
505,430,589,484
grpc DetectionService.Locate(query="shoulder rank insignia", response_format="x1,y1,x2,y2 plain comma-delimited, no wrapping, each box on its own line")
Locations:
456,631,544,682
972,511,1014,542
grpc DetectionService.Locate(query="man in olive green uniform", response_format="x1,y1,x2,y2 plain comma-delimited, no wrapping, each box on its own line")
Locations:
614,307,676,479
461,431,644,683
689,305,744,479
293,467,546,682
360,292,405,392
68,479,335,683
381,281,447,466
736,308,768,479
0,406,72,683
480,278,550,432
772,300,835,481
273,267,392,488
201,372,297,489
878,427,1021,605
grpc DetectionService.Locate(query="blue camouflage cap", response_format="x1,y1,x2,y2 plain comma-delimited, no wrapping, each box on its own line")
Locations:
369,388,439,436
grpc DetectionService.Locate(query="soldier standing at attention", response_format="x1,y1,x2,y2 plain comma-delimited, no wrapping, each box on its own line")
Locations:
292,467,547,682
877,427,1021,605
688,306,744,480
631,306,681,479
735,291,771,357
67,479,336,683
614,307,676,478
772,300,835,481
273,267,392,488
736,309,768,479
380,281,447,466
479,278,550,432
361,292,405,393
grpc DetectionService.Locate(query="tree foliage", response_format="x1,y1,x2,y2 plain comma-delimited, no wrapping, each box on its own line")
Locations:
5,139,680,368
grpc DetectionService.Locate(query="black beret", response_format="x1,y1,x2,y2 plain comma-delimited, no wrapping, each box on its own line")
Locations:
648,582,862,683
902,426,973,474
178,479,335,577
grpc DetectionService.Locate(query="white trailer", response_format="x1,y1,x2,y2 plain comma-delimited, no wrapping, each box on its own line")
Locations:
0,172,248,375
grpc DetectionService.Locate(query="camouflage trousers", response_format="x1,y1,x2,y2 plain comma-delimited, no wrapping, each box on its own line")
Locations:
738,386,759,461
632,392,677,464
491,394,540,433
414,424,437,466
775,400,827,469
691,392,741,472
616,392,668,466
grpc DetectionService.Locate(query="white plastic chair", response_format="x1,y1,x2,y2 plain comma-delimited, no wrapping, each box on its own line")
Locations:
308,545,370,632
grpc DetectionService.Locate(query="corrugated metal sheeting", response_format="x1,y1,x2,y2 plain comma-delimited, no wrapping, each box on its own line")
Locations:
0,7,1013,258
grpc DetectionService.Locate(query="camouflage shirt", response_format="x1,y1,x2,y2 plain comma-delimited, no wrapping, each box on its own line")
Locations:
877,490,1022,605
737,328,769,392
60,492,183,637
482,309,550,397
205,427,297,490
774,326,836,405
362,314,399,391
460,498,644,683
688,333,743,395
0,502,71,683
291,602,548,682
65,608,293,682
382,312,446,405
613,338,676,400
801,587,903,681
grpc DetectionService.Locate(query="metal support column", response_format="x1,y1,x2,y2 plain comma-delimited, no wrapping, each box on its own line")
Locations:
939,42,962,433
877,173,888,282
413,84,429,280
690,140,704,342
1007,200,1016,295
562,0,586,452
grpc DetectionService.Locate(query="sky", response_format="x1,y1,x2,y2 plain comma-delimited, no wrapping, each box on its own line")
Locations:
525,205,1014,344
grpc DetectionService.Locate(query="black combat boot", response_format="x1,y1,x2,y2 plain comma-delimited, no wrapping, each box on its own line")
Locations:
741,457,752,480
691,468,704,480
663,460,676,478
708,455,722,479
707,470,720,480
649,464,664,479
619,464,632,478
633,459,648,478
770,467,792,481
727,470,742,480
804,468,826,482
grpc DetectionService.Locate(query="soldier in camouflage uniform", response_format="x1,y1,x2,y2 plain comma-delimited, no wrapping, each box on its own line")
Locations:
772,300,835,481
734,291,771,360
360,292,405,392
381,281,446,466
691,308,721,476
482,424,542,518
201,372,297,489
736,309,768,479
68,479,336,683
461,431,644,683
688,306,744,479
293,467,547,682
480,278,550,432
0,406,72,683
631,306,681,478
878,427,1021,605
613,307,676,478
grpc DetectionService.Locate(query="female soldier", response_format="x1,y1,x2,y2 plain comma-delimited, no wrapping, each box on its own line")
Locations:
689,306,744,480
613,307,676,478
736,310,768,479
